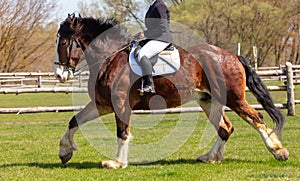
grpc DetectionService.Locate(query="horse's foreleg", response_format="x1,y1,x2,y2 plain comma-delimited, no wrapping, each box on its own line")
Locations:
101,115,132,169
102,98,132,169
232,102,289,161
101,124,132,169
59,101,99,164
196,96,234,163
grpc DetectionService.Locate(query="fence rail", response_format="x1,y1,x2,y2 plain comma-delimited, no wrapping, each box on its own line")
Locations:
0,62,299,115
0,71,88,88
0,87,87,94
0,106,85,114
1,103,299,115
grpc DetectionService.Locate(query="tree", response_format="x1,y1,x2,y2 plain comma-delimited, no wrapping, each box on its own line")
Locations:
73,0,300,66
0,0,57,72
274,1,300,65
171,0,300,66
77,0,106,18
78,0,145,28
164,0,185,6
78,0,186,29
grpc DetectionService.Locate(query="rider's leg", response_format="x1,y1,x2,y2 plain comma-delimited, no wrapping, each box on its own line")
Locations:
139,56,155,93
138,40,170,93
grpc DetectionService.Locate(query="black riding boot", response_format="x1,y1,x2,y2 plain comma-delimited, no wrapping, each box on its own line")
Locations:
139,56,155,93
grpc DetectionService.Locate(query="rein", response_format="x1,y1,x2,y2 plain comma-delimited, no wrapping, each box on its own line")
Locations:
73,42,131,75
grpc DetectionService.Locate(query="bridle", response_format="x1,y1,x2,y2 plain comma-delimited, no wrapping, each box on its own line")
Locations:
55,24,131,75
55,33,83,73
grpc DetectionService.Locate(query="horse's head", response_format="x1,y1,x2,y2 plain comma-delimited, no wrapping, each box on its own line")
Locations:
55,14,130,83
55,13,83,83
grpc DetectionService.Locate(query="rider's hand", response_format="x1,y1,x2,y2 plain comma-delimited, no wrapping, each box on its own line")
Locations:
133,32,145,40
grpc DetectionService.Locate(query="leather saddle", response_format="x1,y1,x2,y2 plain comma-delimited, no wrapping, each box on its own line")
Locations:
129,40,180,76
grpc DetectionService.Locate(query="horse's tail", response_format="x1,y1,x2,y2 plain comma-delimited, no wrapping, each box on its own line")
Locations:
237,55,285,136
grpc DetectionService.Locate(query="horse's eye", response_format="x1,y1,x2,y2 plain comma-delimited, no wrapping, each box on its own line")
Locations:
60,42,67,47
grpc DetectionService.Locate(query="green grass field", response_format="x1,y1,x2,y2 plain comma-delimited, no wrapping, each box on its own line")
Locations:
0,88,300,180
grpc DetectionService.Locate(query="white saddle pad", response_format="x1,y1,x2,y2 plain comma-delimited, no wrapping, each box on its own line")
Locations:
129,43,180,76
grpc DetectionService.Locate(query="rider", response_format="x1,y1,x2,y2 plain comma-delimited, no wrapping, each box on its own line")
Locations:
136,0,173,93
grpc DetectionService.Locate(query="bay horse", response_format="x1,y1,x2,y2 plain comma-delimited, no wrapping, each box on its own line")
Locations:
55,14,288,169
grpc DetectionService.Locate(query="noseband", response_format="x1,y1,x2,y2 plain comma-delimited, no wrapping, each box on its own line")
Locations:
55,33,83,73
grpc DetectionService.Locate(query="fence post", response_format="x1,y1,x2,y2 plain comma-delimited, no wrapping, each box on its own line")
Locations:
37,70,42,88
79,74,82,88
253,45,258,71
286,62,295,116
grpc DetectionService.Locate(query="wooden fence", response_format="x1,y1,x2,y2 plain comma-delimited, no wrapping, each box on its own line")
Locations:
0,62,299,115
0,71,89,88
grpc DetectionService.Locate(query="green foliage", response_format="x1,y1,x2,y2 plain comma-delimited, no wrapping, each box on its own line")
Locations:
171,0,300,66
77,0,189,30
78,0,147,27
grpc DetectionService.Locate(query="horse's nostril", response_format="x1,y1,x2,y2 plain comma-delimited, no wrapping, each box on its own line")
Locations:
56,74,61,80
56,74,66,83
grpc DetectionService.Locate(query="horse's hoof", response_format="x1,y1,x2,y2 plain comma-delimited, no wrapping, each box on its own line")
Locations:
196,155,222,163
60,152,73,165
274,148,289,161
196,155,210,163
102,160,127,169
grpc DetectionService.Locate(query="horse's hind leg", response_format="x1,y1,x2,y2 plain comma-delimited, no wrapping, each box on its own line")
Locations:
230,100,289,161
196,94,234,163
59,101,110,164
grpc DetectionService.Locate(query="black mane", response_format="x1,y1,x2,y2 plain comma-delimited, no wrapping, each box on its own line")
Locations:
58,18,74,37
74,17,128,43
58,15,128,42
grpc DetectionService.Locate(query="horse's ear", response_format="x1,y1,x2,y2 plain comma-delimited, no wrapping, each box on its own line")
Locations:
78,13,82,18
68,13,75,20
74,17,78,26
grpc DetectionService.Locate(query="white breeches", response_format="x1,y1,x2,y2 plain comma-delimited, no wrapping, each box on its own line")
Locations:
138,40,170,62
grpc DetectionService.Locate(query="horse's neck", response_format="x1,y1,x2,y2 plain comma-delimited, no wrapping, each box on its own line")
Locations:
84,37,126,76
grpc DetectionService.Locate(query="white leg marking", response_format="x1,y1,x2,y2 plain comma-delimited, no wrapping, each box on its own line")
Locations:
102,133,133,169
197,137,226,163
199,97,225,130
243,114,289,161
198,97,227,162
58,101,109,164
209,99,225,130
59,127,78,160
258,126,289,161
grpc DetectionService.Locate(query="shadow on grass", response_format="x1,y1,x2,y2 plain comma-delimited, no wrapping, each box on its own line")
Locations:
0,158,296,169
0,162,101,169
0,159,197,169
131,158,197,166
133,158,297,167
